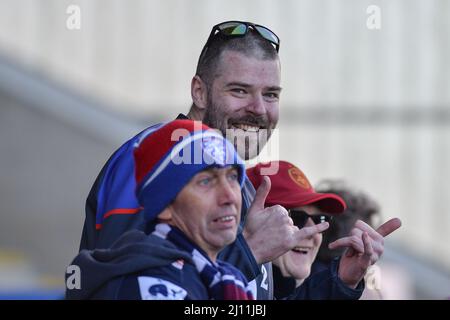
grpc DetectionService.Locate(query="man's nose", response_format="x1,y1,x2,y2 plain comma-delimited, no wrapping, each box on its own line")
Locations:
217,179,239,205
246,94,266,116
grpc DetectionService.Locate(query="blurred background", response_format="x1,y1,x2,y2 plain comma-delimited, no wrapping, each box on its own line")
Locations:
0,0,449,299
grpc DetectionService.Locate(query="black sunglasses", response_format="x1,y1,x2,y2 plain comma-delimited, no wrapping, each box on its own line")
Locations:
199,21,280,60
288,209,333,229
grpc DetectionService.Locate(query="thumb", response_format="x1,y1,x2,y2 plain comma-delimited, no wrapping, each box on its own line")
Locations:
345,247,356,258
248,176,271,214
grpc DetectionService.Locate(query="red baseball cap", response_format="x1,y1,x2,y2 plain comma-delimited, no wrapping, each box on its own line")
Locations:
246,161,346,214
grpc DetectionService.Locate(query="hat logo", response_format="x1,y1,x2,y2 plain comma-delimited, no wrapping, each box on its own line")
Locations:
202,136,226,163
288,167,311,189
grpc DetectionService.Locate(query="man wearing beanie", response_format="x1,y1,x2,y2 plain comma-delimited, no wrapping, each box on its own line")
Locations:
77,21,325,300
67,120,255,299
78,21,401,300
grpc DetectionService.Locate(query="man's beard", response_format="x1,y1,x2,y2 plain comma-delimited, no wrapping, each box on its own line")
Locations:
202,99,228,137
202,98,274,160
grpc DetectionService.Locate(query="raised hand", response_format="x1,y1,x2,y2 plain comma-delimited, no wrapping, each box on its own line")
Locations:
243,176,329,264
329,218,402,288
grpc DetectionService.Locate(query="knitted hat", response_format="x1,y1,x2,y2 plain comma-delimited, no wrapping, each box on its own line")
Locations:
246,161,346,214
134,119,246,222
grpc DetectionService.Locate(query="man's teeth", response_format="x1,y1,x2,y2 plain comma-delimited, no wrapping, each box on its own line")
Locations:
233,124,260,132
217,216,234,222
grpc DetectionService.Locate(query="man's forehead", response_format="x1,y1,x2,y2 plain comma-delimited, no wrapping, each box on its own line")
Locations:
215,50,281,82
219,50,280,68
198,166,238,175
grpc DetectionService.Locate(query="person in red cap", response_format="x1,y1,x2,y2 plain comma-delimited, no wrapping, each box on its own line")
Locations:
247,160,402,299
79,20,401,300
79,22,332,300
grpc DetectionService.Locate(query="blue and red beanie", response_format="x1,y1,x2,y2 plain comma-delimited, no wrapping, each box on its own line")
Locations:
134,119,246,222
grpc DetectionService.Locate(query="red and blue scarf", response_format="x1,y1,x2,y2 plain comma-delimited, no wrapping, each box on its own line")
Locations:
152,223,254,300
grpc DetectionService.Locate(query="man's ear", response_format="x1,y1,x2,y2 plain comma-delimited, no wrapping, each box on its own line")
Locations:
157,207,172,222
191,75,208,111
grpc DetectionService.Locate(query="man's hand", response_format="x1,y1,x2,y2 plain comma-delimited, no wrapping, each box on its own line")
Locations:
329,218,402,288
243,176,329,264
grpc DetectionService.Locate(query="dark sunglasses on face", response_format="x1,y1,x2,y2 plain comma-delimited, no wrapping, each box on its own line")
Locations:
199,20,280,59
288,209,333,229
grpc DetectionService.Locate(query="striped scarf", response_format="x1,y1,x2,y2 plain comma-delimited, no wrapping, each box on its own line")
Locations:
152,223,254,300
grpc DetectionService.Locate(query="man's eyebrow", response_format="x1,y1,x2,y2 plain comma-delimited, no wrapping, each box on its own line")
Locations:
225,82,252,88
225,82,282,92
266,86,282,92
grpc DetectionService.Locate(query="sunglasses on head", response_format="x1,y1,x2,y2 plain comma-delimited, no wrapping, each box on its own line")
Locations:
199,21,280,59
288,209,333,229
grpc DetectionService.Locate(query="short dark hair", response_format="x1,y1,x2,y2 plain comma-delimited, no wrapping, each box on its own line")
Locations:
195,30,279,88
314,179,382,263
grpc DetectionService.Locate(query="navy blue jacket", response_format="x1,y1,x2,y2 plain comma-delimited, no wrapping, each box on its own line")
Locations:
67,230,208,299
273,259,364,300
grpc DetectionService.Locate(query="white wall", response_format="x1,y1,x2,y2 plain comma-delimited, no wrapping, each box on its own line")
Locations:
0,0,448,115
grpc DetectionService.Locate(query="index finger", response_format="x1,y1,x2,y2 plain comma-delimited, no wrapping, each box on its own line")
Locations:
376,218,402,237
328,236,364,253
353,220,383,241
295,222,329,242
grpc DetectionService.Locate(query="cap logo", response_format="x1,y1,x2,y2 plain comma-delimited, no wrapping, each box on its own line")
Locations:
288,167,311,189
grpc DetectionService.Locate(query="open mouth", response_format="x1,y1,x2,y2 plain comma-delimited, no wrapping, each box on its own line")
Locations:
231,123,263,132
292,247,311,255
212,215,236,230
213,216,235,223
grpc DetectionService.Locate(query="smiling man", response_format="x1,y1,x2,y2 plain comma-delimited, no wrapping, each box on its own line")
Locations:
191,48,281,160
79,21,353,300
190,23,281,160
